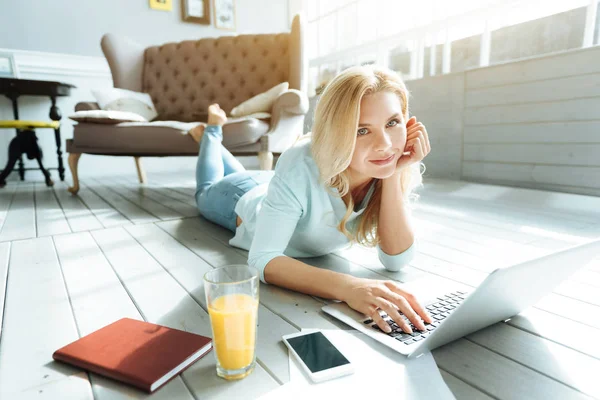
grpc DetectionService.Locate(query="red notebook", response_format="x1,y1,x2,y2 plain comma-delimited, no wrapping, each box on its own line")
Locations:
53,318,213,393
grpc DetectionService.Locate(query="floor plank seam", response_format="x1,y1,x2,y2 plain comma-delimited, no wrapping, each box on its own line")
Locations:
419,192,596,228
72,183,131,228
418,207,594,242
54,183,104,231
153,222,309,332
254,358,283,386
32,183,39,238
506,320,600,362
83,180,145,223
435,365,500,400
49,184,74,233
87,230,149,322
89,179,163,221
123,224,287,386
107,181,184,221
0,184,17,235
0,242,11,342
113,178,194,218
463,336,594,398
50,236,97,399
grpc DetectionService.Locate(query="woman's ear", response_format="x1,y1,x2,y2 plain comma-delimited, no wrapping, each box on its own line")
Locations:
406,116,417,128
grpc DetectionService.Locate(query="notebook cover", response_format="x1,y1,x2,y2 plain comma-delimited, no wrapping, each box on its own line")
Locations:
53,318,212,393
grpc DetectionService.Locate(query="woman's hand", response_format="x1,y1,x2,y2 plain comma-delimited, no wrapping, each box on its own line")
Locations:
396,116,431,171
341,277,432,333
207,103,228,126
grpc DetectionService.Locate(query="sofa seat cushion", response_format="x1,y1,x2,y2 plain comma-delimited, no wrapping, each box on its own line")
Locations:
71,118,270,155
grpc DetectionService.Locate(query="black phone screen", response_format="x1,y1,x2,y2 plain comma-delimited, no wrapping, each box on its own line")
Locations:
286,332,350,373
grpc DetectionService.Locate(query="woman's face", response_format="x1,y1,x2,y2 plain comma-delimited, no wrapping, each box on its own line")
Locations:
347,91,407,187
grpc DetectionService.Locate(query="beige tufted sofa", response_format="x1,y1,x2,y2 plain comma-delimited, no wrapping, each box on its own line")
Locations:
66,14,308,195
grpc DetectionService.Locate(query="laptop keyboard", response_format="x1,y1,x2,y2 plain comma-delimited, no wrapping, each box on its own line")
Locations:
361,291,468,345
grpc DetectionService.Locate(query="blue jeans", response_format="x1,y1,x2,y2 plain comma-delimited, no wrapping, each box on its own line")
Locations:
195,125,273,232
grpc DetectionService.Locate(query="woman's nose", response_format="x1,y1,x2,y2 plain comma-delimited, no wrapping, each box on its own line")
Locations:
373,130,393,151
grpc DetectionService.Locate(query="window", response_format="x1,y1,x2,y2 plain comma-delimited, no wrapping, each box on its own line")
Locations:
306,0,598,92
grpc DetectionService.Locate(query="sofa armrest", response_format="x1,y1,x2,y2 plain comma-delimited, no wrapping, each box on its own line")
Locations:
271,89,309,117
75,102,101,112
261,90,309,153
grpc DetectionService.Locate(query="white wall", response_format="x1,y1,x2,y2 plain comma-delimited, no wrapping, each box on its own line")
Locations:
0,0,290,182
406,73,465,181
403,45,600,197
0,0,289,56
461,46,600,197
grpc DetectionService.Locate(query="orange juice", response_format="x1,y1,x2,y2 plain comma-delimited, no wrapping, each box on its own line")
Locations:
208,293,258,370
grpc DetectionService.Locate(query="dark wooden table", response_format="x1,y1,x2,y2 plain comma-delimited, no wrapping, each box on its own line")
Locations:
0,77,75,182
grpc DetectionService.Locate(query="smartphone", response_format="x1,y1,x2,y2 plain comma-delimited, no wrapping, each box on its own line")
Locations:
282,330,354,383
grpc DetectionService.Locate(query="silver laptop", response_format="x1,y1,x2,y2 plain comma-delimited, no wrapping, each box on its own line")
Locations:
322,239,600,359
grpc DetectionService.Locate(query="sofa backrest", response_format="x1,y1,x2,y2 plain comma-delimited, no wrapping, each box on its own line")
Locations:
102,15,306,123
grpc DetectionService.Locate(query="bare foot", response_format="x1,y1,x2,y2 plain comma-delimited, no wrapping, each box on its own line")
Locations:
207,103,228,126
190,103,227,143
189,123,207,143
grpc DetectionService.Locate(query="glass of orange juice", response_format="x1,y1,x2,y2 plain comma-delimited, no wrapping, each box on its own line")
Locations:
204,265,259,380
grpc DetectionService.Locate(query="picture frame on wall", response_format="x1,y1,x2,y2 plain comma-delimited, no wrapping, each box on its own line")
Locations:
213,0,236,31
182,0,210,24
149,0,173,11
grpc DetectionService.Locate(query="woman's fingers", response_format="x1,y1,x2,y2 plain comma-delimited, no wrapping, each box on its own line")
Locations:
374,298,416,333
405,137,424,161
407,296,432,325
385,304,413,333
387,283,433,324
407,123,431,154
384,291,426,330
372,299,398,333
406,116,417,128
370,308,392,333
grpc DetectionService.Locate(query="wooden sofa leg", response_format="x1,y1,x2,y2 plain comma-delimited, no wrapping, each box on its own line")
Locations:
67,153,82,195
258,151,273,171
134,156,147,183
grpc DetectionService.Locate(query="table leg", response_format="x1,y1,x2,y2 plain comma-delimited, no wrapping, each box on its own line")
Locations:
53,128,64,180
50,96,65,180
0,134,24,188
17,152,25,180
9,95,25,181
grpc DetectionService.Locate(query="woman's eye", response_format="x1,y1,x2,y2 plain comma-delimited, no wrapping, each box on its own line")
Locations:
387,119,399,127
357,128,368,136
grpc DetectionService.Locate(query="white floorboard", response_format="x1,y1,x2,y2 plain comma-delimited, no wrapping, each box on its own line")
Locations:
84,181,158,225
34,183,70,237
0,183,36,242
53,231,194,400
0,242,9,338
53,182,103,233
0,174,598,399
0,183,18,234
0,237,93,399
433,339,591,400
71,182,132,229
90,227,279,399
124,223,296,384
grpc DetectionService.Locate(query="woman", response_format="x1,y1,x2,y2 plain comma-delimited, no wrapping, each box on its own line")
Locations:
192,65,433,334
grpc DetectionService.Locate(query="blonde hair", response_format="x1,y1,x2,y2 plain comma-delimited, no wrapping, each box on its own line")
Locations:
310,65,423,246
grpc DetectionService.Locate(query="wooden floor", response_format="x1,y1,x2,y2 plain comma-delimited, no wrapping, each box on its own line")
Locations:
1,173,600,399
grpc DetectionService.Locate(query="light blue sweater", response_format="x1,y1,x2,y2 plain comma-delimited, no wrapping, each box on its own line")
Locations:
229,140,416,284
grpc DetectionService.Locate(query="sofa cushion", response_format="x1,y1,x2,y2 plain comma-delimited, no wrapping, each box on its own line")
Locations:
230,82,288,117
71,118,270,155
92,88,158,121
69,110,148,124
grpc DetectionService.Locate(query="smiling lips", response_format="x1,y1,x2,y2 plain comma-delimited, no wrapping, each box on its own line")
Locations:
369,154,395,165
